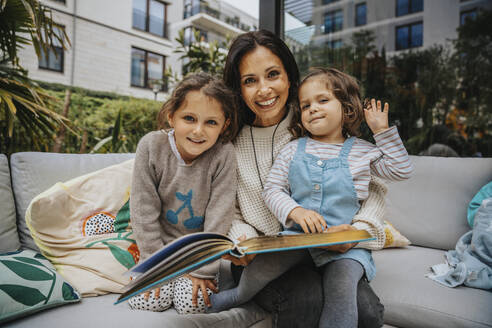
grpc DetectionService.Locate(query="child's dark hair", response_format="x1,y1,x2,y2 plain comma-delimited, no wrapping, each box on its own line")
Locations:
157,72,239,142
289,67,364,139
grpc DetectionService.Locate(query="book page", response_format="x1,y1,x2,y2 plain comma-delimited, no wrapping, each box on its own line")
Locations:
117,243,232,303
237,230,374,255
130,232,231,274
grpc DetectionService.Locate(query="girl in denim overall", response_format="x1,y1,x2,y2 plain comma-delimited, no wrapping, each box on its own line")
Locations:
209,68,412,327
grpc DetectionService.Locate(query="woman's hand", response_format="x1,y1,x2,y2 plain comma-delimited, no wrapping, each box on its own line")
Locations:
221,234,256,266
319,224,358,253
364,98,389,135
289,207,327,233
185,274,218,308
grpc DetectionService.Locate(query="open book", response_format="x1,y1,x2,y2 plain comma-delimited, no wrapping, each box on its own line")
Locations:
115,229,374,304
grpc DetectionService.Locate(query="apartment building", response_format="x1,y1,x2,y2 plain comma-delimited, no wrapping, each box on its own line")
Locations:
17,0,257,100
167,0,257,77
285,0,492,53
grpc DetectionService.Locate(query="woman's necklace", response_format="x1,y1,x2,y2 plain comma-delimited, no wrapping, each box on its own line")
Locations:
250,122,281,189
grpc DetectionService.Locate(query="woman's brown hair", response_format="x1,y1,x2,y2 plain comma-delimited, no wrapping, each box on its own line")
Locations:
223,30,300,130
289,67,364,139
157,72,239,143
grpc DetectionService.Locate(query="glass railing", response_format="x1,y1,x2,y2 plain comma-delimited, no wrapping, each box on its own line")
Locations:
183,4,254,32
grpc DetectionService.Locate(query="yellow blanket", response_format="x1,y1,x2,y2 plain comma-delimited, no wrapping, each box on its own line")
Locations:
26,159,136,297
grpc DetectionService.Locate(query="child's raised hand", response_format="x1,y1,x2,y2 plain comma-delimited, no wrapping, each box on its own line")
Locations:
364,98,389,135
185,274,218,308
289,207,327,233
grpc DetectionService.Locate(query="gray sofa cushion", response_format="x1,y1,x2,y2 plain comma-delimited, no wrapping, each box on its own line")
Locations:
10,152,135,251
372,246,492,328
2,293,269,328
386,156,492,250
0,154,20,253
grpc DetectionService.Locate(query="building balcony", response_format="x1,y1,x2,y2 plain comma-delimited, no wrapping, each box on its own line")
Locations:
183,4,253,32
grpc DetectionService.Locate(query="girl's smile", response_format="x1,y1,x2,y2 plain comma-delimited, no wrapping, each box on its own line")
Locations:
168,90,227,164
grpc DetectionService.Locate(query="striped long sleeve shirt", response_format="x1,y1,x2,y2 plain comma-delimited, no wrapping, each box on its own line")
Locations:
262,126,413,226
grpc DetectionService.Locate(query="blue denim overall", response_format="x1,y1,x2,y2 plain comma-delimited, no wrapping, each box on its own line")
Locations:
287,137,376,281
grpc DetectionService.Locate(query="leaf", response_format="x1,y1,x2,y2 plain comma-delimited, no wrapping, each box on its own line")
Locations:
62,282,78,301
103,242,135,269
0,284,46,306
114,200,130,232
89,136,112,153
13,256,46,267
1,260,53,281
34,253,48,260
112,108,122,151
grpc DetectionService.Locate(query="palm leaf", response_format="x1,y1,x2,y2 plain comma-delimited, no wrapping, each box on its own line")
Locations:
0,0,71,154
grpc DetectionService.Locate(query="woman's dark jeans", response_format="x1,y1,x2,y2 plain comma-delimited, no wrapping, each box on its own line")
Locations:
232,259,384,328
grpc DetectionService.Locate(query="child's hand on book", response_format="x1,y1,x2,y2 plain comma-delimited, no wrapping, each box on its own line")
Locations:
222,234,257,266
185,274,218,308
130,275,160,301
289,207,328,233
364,98,390,135
319,224,358,253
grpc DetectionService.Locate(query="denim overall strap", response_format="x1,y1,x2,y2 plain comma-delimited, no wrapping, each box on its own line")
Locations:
293,137,308,161
339,137,355,163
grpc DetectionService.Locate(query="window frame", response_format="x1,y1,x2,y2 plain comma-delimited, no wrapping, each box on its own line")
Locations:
395,21,423,50
396,0,423,17
324,9,343,34
183,26,208,46
355,3,367,27
132,0,168,39
323,0,341,4
38,24,65,73
130,46,168,92
460,8,477,25
327,39,343,49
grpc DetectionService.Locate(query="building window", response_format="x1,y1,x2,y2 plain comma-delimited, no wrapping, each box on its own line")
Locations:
396,22,423,50
396,0,423,17
355,3,367,26
132,0,167,38
323,0,340,4
183,27,208,46
38,25,64,72
131,47,167,91
50,0,66,3
460,9,477,25
328,39,343,49
324,10,343,34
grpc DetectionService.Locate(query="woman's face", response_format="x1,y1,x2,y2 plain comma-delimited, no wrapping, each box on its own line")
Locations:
239,46,290,127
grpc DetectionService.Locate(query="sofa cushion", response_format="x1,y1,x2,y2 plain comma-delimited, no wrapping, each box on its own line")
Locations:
386,156,492,250
10,152,135,251
0,154,20,253
25,159,135,296
2,293,268,328
372,246,492,328
0,249,81,324
383,220,410,248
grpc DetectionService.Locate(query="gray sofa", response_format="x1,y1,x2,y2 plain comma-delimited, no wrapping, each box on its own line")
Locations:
1,152,491,327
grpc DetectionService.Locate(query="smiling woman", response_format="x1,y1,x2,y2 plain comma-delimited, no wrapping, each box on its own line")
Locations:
238,46,290,127
209,30,386,328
